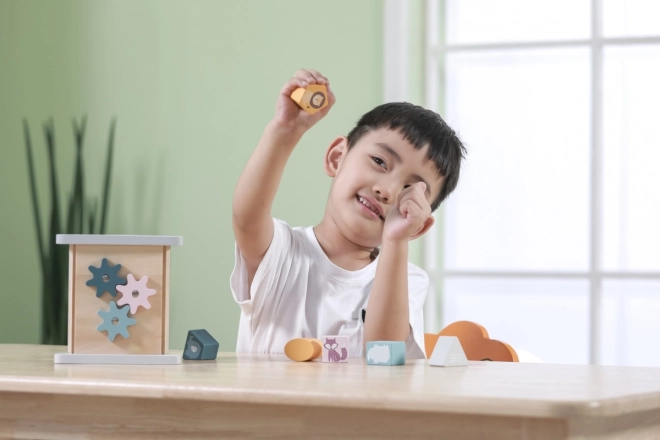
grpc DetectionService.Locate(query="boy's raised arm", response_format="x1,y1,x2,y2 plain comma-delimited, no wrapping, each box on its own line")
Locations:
232,69,335,288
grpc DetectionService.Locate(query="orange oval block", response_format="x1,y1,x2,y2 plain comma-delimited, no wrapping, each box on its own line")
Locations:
285,338,316,362
307,338,322,360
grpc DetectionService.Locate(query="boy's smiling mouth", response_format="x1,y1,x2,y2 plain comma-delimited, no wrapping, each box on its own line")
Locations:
356,195,384,220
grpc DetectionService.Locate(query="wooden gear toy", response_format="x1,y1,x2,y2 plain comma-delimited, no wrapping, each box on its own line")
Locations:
54,234,182,365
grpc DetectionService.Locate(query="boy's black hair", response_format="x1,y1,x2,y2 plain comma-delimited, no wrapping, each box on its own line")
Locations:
346,102,466,211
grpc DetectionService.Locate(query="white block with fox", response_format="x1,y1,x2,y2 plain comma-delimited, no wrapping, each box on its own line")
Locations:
322,335,349,363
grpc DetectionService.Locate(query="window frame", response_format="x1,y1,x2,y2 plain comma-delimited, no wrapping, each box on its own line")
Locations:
381,0,660,365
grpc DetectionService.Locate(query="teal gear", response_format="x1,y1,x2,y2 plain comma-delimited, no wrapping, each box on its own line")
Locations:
97,301,137,342
86,258,127,298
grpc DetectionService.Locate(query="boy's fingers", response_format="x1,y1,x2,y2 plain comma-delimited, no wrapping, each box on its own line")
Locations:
400,199,422,221
399,199,411,216
399,185,422,204
294,68,311,79
308,69,328,85
408,204,428,226
294,68,316,85
399,187,431,217
402,182,430,204
280,77,307,96
294,68,329,86
327,85,337,106
399,196,421,214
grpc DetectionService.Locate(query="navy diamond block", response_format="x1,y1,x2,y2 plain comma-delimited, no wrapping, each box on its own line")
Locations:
183,329,219,360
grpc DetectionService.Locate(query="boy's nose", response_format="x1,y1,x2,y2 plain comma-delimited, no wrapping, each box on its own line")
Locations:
374,180,399,204
375,187,395,203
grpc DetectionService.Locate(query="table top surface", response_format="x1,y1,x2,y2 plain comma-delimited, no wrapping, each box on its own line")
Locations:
2,344,660,419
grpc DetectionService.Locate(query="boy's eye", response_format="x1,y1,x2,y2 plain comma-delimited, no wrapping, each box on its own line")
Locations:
403,184,411,189
371,156,387,169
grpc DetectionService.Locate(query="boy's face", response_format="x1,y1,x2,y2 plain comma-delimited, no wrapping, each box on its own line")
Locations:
324,128,444,248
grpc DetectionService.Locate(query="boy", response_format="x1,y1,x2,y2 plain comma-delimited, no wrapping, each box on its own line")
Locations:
231,69,466,358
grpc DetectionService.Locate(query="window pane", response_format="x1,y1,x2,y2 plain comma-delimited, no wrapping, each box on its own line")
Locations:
602,45,660,272
600,280,660,366
442,278,589,364
444,49,590,271
603,0,660,37
445,0,590,45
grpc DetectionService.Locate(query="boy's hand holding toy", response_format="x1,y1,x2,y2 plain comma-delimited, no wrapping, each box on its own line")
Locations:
274,68,335,136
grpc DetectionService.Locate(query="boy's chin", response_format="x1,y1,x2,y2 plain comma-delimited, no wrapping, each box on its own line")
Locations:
339,217,383,248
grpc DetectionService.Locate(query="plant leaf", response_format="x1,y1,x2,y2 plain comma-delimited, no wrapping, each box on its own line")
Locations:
72,117,86,234
44,119,64,343
23,119,46,274
99,117,116,234
87,196,98,234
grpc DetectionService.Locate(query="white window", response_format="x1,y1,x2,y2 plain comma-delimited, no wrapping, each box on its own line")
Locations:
417,0,660,365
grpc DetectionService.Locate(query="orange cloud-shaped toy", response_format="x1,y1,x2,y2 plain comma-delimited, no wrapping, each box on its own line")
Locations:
425,321,519,362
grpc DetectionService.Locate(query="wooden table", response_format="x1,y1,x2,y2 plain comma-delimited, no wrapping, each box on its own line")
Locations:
1,344,660,439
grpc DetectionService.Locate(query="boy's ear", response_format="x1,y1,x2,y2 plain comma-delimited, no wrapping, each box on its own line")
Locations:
324,136,348,177
410,215,435,241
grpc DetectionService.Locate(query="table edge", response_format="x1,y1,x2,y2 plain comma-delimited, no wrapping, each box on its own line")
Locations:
0,375,655,419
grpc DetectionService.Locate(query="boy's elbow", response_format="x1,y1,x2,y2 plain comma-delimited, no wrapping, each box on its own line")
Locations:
232,209,264,233
232,210,253,234
232,210,272,243
232,198,269,230
232,198,253,230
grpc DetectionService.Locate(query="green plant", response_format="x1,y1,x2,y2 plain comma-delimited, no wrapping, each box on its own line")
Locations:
23,117,116,345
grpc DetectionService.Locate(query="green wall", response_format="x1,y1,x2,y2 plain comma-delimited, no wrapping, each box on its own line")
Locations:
0,0,385,350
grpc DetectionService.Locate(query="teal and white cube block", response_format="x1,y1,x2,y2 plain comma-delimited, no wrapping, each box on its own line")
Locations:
366,341,406,366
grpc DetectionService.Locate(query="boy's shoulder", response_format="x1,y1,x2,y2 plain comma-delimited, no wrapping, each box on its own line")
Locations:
273,217,311,240
272,218,317,255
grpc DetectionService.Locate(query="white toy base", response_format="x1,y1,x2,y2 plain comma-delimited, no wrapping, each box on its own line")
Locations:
54,353,181,365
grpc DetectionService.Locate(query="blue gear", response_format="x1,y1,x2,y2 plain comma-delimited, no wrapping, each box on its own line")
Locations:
97,301,137,342
86,258,127,298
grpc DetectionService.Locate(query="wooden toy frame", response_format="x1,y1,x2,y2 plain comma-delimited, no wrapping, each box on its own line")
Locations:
54,235,182,365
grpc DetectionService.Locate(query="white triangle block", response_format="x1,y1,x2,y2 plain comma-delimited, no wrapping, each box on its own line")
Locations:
429,336,468,367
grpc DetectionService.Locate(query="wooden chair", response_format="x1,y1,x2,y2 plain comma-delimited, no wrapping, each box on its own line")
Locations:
424,321,519,362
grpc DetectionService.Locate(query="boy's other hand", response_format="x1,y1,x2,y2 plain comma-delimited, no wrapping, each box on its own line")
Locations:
382,182,433,243
273,68,336,135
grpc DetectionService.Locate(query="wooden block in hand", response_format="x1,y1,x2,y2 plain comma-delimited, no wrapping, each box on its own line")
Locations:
366,341,406,366
183,329,219,360
285,338,322,362
290,84,328,114
322,335,349,363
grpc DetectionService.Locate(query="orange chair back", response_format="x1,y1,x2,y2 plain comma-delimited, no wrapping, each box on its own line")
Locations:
425,321,518,362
